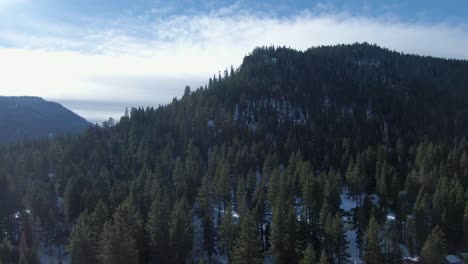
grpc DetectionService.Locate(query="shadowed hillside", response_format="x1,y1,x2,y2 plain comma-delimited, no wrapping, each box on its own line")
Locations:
0,96,90,143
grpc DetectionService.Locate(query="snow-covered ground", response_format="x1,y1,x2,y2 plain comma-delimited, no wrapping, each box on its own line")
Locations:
340,189,362,263
340,189,358,213
386,212,396,221
345,227,362,263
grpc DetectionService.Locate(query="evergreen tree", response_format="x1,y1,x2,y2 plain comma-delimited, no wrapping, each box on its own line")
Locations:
363,216,383,264
421,226,447,264
301,163,319,225
98,200,142,264
270,172,296,263
0,238,12,264
185,140,203,201
253,184,267,250
18,252,27,264
219,202,234,255
268,168,281,208
146,194,170,263
29,215,43,264
69,211,95,264
464,201,468,250
231,211,263,264
100,219,138,264
97,221,112,264
383,220,401,264
89,201,109,244
64,176,83,223
284,204,298,263
404,216,416,257
414,188,431,249
173,158,188,200
332,213,350,264
214,159,231,213
300,244,317,264
202,208,215,261
169,197,193,263
319,250,329,264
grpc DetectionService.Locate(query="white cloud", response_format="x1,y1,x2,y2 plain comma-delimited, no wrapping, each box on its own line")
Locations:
0,9,467,122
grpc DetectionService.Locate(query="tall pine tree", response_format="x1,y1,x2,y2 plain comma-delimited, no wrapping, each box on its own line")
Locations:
231,211,263,264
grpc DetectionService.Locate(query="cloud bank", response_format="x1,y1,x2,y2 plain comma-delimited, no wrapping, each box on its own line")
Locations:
0,5,467,122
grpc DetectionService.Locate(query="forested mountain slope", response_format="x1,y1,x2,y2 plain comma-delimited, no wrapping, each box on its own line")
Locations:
0,96,90,143
1,43,468,264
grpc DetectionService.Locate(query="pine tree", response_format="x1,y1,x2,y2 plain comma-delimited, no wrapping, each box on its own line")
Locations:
268,168,282,208
0,238,12,264
100,219,139,264
173,158,188,200
89,201,109,242
363,216,383,264
64,176,82,223
432,175,448,227
464,201,468,250
332,213,350,264
69,212,94,264
460,151,468,171
169,196,193,263
301,163,318,225
19,252,27,264
284,204,298,263
404,216,416,257
30,216,44,264
146,194,170,263
262,153,277,183
214,159,230,213
270,200,287,263
236,177,248,218
98,221,112,264
202,208,215,261
231,211,263,264
219,202,234,255
18,231,28,264
383,220,401,264
319,250,329,264
270,172,295,264
253,184,267,250
421,226,447,264
185,140,203,201
98,200,141,264
414,188,431,249
300,244,317,264
345,156,355,193
376,163,389,209
389,174,400,210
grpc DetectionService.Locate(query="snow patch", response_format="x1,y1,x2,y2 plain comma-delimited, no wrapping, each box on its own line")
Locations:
340,190,358,213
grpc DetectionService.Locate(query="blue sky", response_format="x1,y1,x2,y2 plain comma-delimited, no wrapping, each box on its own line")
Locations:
1,0,468,123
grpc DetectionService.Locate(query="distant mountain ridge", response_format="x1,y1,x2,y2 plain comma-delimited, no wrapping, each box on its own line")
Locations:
0,96,90,143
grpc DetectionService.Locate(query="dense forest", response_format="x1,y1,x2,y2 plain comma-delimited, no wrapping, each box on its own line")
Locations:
1,43,468,264
0,96,90,143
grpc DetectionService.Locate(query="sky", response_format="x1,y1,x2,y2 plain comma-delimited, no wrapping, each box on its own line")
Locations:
1,0,468,123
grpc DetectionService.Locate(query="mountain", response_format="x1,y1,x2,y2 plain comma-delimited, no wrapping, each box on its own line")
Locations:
0,96,90,143
1,44,468,264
